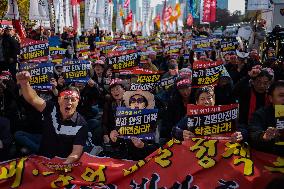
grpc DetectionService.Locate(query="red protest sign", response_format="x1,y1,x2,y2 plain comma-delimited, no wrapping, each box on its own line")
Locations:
187,104,239,136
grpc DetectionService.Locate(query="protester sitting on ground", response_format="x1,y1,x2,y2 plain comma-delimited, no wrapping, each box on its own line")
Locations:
162,60,179,80
109,90,158,160
16,71,88,164
249,80,284,156
172,86,244,143
89,60,106,93
102,79,127,144
160,74,194,143
233,65,274,125
64,45,78,59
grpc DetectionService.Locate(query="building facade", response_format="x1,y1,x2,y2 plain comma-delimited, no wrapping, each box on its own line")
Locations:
217,0,229,10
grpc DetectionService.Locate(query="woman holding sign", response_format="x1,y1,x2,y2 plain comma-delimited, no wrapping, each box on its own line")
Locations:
108,90,158,160
172,86,244,143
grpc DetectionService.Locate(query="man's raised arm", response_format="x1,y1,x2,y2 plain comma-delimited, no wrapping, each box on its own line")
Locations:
16,71,46,112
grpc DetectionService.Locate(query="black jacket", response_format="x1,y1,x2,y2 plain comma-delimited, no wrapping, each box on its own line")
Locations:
160,90,193,139
102,97,158,160
233,77,267,125
2,34,20,61
248,105,284,156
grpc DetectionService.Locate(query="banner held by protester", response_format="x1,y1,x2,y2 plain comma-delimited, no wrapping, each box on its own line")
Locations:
192,60,225,87
62,59,91,83
19,62,54,90
187,104,239,137
115,107,158,140
20,40,49,61
0,139,282,189
130,74,161,91
108,50,138,70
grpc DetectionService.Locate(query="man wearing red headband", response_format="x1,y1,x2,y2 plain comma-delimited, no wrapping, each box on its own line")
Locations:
16,71,88,164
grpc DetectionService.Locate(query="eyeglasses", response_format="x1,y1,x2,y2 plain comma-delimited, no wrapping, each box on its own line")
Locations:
63,96,79,102
129,97,145,104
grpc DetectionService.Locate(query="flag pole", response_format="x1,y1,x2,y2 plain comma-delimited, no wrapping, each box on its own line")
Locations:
12,0,16,20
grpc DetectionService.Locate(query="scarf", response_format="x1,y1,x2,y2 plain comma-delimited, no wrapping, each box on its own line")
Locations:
248,88,270,122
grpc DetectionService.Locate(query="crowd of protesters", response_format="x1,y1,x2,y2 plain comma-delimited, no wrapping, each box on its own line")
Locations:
0,19,284,164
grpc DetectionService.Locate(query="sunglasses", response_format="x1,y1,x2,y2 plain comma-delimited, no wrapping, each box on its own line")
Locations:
129,97,145,104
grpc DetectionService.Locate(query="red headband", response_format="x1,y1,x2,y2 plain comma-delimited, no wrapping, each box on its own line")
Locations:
177,78,191,87
59,90,80,99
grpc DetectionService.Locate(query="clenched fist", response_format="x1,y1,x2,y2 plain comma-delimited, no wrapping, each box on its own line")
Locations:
16,71,31,86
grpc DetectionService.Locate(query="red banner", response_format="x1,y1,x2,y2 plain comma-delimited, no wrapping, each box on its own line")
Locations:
71,0,80,33
210,0,217,22
0,139,282,189
186,104,239,137
202,0,216,22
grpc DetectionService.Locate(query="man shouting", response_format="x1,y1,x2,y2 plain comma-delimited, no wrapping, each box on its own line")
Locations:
16,71,88,164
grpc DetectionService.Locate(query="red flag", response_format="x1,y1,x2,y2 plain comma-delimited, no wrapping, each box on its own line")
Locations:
164,6,172,22
70,0,78,5
124,0,130,8
202,0,216,22
71,0,79,32
187,13,193,26
12,19,26,40
124,11,133,25
210,0,216,22
202,0,211,22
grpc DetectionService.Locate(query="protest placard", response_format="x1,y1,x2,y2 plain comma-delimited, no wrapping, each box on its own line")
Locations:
160,76,177,89
62,59,90,83
187,104,239,136
220,41,239,56
77,44,90,53
130,74,161,91
49,47,66,60
115,107,158,140
193,37,212,50
275,105,284,143
108,50,138,70
185,40,193,49
20,40,49,61
19,62,54,90
48,36,61,47
165,44,181,55
192,60,225,87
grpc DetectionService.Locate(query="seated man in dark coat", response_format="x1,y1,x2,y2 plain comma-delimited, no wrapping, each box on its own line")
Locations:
249,80,284,156
16,71,88,164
